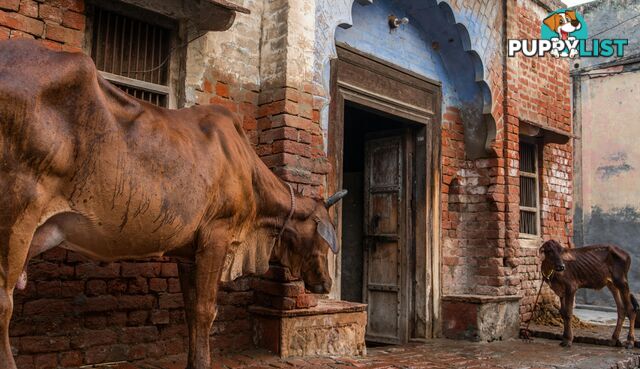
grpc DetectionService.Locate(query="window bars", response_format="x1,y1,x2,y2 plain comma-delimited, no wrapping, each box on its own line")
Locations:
519,141,539,236
91,6,172,107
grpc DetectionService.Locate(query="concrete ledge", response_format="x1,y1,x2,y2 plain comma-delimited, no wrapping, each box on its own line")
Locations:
251,300,367,358
442,294,521,342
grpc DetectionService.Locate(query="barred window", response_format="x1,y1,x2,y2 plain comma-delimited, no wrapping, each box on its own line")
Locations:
90,6,172,107
519,141,540,236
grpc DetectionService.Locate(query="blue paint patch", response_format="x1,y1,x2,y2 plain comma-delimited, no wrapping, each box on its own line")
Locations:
335,0,452,99
335,0,495,159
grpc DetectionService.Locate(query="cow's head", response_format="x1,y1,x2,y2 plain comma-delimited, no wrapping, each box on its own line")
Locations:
276,190,348,294
539,239,566,273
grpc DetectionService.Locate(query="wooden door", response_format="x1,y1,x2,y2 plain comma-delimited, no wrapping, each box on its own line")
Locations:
363,133,407,344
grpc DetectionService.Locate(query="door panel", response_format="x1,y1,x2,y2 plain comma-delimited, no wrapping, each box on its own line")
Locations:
364,134,406,344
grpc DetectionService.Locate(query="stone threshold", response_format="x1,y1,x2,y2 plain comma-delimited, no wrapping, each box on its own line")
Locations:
249,299,366,317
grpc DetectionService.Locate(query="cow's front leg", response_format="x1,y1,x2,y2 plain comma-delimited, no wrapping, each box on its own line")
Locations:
560,290,576,347
178,233,228,369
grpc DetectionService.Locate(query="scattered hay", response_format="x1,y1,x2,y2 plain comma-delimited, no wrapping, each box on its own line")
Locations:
532,303,594,329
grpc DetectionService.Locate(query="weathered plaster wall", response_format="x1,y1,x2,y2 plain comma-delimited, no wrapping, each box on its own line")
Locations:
575,69,640,305
575,0,640,69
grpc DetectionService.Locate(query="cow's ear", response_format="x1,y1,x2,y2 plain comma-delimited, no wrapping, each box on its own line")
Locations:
316,218,339,254
543,14,559,31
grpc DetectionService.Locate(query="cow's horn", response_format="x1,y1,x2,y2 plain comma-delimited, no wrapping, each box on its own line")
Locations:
325,189,348,208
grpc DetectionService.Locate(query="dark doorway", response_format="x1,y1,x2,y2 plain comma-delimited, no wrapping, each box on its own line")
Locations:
340,102,420,344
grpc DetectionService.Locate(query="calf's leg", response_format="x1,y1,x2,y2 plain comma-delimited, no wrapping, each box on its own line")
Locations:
616,280,636,349
560,290,576,347
178,232,228,369
608,284,625,347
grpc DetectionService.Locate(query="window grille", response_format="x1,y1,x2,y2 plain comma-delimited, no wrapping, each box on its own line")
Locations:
91,6,172,107
519,141,539,236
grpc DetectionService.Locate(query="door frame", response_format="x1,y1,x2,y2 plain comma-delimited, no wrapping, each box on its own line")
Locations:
328,44,442,340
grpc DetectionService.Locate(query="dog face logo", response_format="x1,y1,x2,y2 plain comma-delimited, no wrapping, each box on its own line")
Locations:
543,10,582,40
508,8,627,59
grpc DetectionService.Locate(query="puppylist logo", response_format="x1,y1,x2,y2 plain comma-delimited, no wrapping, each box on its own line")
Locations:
508,9,628,58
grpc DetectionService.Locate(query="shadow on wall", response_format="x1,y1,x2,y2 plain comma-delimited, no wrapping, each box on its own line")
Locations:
577,206,640,306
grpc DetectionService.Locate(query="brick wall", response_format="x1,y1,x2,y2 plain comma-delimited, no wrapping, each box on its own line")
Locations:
12,249,254,368
504,0,573,320
0,0,84,51
441,0,572,314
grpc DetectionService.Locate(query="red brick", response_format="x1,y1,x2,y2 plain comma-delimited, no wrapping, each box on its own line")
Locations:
117,295,156,310
0,0,18,11
20,336,70,354
121,262,161,278
0,25,9,39
76,262,120,279
120,326,159,344
149,278,167,292
38,3,63,23
150,310,170,325
76,295,118,313
251,279,305,297
44,22,82,45
167,278,181,293
295,293,318,309
61,9,83,30
86,280,107,296
18,0,37,17
0,9,43,35
50,0,83,13
33,353,57,369
59,351,82,367
159,293,184,309
71,329,118,349
128,277,149,294
215,82,229,98
128,310,149,325
160,263,178,277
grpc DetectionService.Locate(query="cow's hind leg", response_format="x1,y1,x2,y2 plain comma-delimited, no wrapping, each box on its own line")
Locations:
614,278,636,349
178,230,228,369
608,284,625,347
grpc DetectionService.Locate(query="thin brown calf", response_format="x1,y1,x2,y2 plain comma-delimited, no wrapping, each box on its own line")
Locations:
540,240,639,348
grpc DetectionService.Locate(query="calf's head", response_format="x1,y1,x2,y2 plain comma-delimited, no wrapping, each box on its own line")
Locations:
539,239,566,272
276,190,348,294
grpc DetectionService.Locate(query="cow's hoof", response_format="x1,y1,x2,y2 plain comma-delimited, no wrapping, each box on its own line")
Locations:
560,340,572,348
610,339,623,347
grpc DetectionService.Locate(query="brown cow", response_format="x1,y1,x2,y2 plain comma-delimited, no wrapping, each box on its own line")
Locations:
0,39,346,369
540,240,639,348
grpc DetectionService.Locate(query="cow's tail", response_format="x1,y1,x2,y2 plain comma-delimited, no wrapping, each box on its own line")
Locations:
632,294,639,312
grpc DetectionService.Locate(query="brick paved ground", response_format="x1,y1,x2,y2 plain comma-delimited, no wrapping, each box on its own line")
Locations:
87,338,640,369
